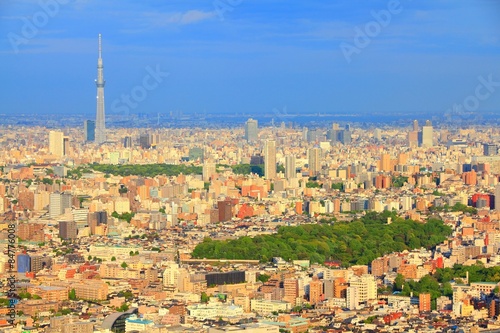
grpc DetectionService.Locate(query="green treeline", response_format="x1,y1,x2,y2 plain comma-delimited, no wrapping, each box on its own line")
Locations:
192,211,452,265
75,163,287,178
90,164,202,177
392,264,500,304
434,264,500,284
229,164,265,177
228,164,285,177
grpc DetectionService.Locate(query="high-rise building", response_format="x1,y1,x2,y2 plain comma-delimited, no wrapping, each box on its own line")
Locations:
84,120,95,142
337,125,352,144
163,261,181,287
484,143,498,156
203,162,216,182
285,155,296,180
264,140,276,180
413,119,419,132
49,131,65,157
308,147,321,176
123,136,132,148
283,278,299,303
309,276,323,305
495,184,500,211
17,254,30,273
408,131,419,147
95,34,106,144
348,274,377,305
30,255,51,273
59,221,77,240
218,199,233,222
380,153,391,172
420,120,433,147
328,123,339,143
49,192,72,219
245,118,258,142
139,134,151,149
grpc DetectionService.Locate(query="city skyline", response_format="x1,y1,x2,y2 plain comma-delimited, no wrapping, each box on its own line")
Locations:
1,0,499,119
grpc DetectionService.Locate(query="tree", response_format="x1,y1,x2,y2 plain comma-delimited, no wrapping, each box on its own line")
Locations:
201,292,210,303
111,256,116,261
69,289,76,300
121,262,128,269
393,274,405,292
118,303,130,312
257,274,271,283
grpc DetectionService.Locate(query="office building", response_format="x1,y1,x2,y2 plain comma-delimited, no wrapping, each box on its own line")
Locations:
245,118,258,142
84,120,95,142
139,134,151,149
484,143,498,156
123,136,132,148
420,120,433,147
17,254,30,273
308,147,321,176
30,255,51,273
59,221,77,240
203,162,217,182
49,131,65,157
285,155,296,180
264,140,276,180
49,192,72,219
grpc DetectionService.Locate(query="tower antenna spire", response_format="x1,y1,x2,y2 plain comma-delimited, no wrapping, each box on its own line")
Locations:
98,33,102,59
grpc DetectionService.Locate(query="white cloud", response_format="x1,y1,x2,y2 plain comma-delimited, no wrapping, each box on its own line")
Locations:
142,9,216,28
179,10,216,25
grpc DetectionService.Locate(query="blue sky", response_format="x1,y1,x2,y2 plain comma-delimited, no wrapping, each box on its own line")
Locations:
1,0,499,118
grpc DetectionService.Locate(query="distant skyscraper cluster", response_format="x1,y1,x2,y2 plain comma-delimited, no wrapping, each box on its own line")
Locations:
408,120,434,148
327,123,352,144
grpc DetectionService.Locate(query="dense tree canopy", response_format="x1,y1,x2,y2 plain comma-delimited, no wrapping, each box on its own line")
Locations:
90,164,202,177
192,211,452,265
